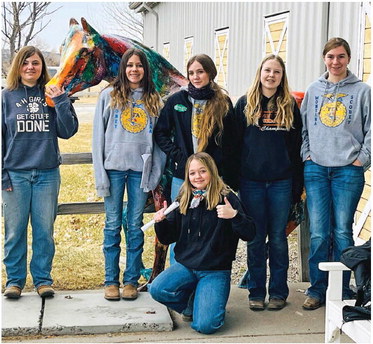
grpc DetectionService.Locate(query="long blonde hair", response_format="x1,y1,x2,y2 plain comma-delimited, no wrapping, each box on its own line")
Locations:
178,152,230,215
244,54,294,130
110,48,162,117
6,46,50,91
187,54,229,151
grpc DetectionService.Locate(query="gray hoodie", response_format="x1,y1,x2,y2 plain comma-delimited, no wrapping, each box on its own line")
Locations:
300,70,371,170
92,87,166,197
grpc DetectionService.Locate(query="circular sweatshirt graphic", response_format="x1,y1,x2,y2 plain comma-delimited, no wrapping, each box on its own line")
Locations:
121,103,147,133
319,93,347,127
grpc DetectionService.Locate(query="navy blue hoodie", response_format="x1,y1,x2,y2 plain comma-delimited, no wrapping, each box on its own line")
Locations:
235,94,304,203
2,84,78,189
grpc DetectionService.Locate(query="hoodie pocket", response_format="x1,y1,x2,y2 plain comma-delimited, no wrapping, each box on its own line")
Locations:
104,142,151,171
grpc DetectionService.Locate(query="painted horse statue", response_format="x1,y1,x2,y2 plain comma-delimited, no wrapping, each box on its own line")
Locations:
46,18,187,106
48,18,188,289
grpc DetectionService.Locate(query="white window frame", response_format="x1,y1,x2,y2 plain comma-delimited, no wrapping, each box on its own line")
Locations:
162,42,170,61
183,36,194,73
263,12,289,59
357,2,371,84
214,27,229,88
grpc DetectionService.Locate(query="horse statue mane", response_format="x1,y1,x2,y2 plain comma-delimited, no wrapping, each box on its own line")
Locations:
46,17,188,106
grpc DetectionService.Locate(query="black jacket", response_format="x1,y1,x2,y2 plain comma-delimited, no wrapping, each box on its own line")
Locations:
154,90,240,190
235,95,304,203
154,191,256,270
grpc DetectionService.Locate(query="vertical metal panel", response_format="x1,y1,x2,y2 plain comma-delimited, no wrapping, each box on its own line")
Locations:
141,2,363,100
328,2,363,74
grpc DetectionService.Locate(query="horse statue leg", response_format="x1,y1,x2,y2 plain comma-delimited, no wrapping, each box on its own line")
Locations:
138,183,169,292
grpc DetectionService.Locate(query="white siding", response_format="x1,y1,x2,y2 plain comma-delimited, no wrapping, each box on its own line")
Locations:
141,2,365,101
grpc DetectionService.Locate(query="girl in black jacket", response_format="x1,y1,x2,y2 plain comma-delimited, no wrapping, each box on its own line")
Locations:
149,152,255,334
235,54,303,311
154,54,239,264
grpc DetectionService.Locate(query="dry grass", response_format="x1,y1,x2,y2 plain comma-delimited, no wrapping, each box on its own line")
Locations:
1,122,159,291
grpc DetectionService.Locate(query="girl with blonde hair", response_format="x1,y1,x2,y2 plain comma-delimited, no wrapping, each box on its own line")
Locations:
235,54,303,311
149,152,255,334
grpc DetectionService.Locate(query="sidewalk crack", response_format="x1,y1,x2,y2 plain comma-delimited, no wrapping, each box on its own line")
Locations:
38,297,46,333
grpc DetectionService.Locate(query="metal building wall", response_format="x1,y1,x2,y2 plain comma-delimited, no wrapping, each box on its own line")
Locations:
141,2,363,100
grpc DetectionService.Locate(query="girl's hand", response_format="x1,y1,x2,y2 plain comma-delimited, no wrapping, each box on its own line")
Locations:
154,200,168,223
216,197,238,219
45,85,65,99
6,187,13,192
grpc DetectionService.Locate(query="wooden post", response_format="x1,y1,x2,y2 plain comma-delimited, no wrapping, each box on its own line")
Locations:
298,199,310,282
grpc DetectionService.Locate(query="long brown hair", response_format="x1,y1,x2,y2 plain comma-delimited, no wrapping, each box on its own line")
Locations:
187,54,229,151
110,48,162,117
6,46,50,90
178,152,230,215
244,54,294,130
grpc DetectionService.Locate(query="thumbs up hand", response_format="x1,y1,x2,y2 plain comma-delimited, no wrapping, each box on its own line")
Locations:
216,197,238,219
154,200,168,223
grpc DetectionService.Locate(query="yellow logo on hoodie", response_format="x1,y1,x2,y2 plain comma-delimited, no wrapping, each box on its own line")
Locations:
192,103,205,138
121,100,148,133
319,93,347,127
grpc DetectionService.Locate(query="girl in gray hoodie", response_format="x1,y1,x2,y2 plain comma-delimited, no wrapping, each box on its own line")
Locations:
92,48,165,301
301,38,371,310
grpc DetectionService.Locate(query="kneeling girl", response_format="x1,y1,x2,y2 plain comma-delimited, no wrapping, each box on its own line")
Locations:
149,152,255,334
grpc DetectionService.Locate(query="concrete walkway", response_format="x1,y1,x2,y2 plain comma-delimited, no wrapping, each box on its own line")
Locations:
2,282,353,343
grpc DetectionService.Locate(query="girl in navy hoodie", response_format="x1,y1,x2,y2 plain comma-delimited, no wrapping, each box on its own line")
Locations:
2,46,78,299
149,152,255,334
235,54,303,311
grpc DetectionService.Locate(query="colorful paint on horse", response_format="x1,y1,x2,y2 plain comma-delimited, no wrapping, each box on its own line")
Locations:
46,18,188,106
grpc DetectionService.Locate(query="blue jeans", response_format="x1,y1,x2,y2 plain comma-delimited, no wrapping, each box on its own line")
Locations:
103,170,148,287
149,262,231,334
304,161,364,302
2,168,60,288
169,177,184,265
239,178,292,301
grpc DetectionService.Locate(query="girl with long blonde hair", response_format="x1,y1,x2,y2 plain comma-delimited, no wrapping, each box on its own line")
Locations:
235,54,303,311
149,152,255,335
154,54,239,264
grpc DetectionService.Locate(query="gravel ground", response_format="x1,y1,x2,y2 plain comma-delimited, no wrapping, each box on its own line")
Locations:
231,230,300,285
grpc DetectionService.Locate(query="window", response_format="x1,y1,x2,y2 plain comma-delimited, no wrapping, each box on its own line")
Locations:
358,2,371,83
163,42,170,61
183,37,194,73
214,28,229,88
264,12,289,63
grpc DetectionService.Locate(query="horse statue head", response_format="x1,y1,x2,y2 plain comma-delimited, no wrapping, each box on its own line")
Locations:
46,18,188,106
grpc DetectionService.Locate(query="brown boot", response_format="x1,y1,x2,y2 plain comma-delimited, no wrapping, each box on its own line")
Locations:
122,284,138,300
4,286,22,299
104,285,120,301
303,297,321,310
36,285,55,298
